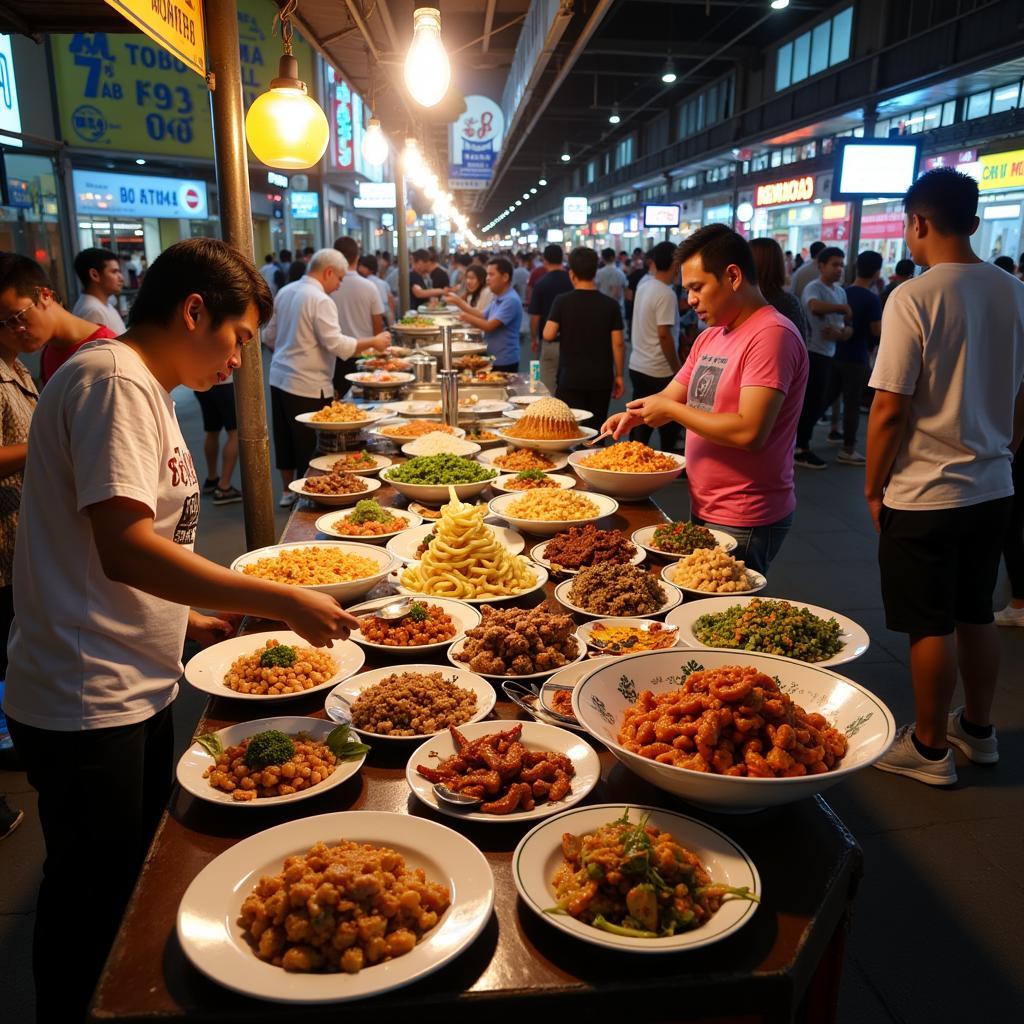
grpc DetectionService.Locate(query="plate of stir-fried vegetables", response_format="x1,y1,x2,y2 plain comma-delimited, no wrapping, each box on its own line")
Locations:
513,805,760,951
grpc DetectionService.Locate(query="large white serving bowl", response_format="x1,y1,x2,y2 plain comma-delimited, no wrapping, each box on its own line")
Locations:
661,560,768,599
393,558,549,606
496,425,599,452
553,577,683,620
308,452,393,476
387,521,524,565
571,648,895,812
567,449,686,501
665,596,870,668
177,811,494,1004
346,596,481,654
288,475,382,508
176,716,366,809
478,446,569,472
488,491,619,538
505,406,592,423
406,720,601,824
314,507,422,543
513,804,760,953
229,540,396,603
324,664,496,740
295,407,393,433
490,472,577,496
631,524,737,560
379,465,497,504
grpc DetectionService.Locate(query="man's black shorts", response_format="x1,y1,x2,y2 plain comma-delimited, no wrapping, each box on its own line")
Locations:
194,383,237,433
878,497,1012,635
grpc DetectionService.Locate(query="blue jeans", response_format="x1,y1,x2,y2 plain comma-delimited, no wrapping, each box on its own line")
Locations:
691,512,794,574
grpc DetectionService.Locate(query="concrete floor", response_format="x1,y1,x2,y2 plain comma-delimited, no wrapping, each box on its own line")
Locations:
1,346,1022,1022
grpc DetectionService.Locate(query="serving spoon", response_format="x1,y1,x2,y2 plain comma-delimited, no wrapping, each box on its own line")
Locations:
583,429,612,447
369,598,418,621
432,783,483,809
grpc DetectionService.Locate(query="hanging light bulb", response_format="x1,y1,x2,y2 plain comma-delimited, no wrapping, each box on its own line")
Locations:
405,7,450,108
770,0,790,9
609,107,621,124
660,59,677,84
361,117,389,166
539,177,548,186
403,138,425,179
245,1,329,169
560,151,571,163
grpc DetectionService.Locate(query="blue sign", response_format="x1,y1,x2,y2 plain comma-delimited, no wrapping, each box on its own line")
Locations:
72,169,209,219
448,95,504,191
290,191,319,219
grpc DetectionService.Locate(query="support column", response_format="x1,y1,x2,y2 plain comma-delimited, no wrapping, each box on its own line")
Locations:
395,161,410,317
205,0,276,551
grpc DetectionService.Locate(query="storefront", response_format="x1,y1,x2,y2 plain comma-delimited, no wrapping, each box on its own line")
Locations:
748,173,827,258
973,146,1024,262
857,201,906,275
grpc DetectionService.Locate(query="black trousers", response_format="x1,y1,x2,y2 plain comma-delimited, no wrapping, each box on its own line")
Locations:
628,369,681,451
333,356,358,397
1003,449,1024,599
824,359,869,448
796,352,834,450
8,705,174,1023
556,383,613,432
270,385,326,474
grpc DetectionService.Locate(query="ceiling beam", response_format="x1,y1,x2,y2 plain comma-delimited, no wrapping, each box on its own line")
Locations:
578,42,754,61
482,0,498,54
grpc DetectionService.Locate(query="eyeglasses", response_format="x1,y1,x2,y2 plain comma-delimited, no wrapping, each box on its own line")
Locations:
0,291,40,332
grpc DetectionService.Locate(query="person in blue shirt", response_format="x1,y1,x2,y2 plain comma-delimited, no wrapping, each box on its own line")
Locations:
448,257,523,371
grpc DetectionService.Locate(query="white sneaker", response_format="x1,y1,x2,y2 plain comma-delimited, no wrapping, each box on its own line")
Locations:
837,449,866,465
993,604,1024,626
278,491,298,508
946,707,999,764
873,724,957,786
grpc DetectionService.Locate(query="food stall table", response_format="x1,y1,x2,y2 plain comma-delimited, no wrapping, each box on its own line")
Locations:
90,468,862,1024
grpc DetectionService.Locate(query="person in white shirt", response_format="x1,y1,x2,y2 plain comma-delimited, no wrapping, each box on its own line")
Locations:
595,247,628,322
264,248,389,504
258,253,280,295
332,237,385,396
789,241,825,297
866,168,1024,786
1,238,358,1022
358,254,394,324
70,247,127,335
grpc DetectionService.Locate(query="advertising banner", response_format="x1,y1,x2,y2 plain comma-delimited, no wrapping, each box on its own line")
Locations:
72,168,209,218
103,0,206,77
449,95,504,190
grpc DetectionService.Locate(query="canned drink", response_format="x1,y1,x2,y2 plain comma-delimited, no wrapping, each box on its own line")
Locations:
529,359,540,382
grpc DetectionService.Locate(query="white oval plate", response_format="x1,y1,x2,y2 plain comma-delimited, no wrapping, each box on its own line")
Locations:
478,446,569,473
406,720,601,823
489,491,620,538
176,716,366,808
575,617,681,656
324,664,496,741
529,537,644,576
513,804,760,953
423,340,488,356
496,426,599,453
505,407,592,423
393,558,549,605
184,631,365,702
344,371,417,389
508,393,548,406
295,408,393,433
665,596,870,668
446,632,586,681
661,561,768,598
491,473,577,496
392,322,442,336
401,438,482,458
177,811,494,1004
374,420,467,442
553,577,683,620
289,475,382,508
630,524,738,560
308,452,393,475
387,521,524,566
314,507,422,543
347,596,481,654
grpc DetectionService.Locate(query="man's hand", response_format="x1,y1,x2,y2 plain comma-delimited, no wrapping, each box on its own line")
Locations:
865,494,883,534
602,410,642,439
822,324,844,340
187,610,242,647
626,392,680,427
369,332,391,352
611,376,624,400
444,291,469,311
275,590,360,648
531,338,540,354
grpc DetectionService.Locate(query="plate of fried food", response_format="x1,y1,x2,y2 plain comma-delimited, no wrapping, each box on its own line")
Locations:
184,632,365,702
513,805,760,952
324,665,496,741
296,401,393,433
529,525,645,576
308,451,393,476
386,519,524,565
289,471,382,507
346,596,481,654
568,442,686,501
554,563,683,619
661,550,767,597
315,500,422,543
446,604,585,680
576,618,680,656
491,471,577,495
631,521,738,560
407,720,601,823
478,445,569,473
176,717,369,807
177,810,494,1003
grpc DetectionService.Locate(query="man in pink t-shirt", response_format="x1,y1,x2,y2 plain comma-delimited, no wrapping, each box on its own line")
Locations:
603,224,808,572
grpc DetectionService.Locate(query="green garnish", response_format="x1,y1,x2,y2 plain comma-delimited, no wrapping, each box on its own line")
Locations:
194,732,223,758
347,499,398,525
259,643,297,668
407,602,428,623
515,469,548,482
326,724,371,761
243,730,295,769
591,914,659,939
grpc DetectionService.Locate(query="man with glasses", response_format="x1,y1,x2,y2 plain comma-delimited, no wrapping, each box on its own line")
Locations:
0,255,116,385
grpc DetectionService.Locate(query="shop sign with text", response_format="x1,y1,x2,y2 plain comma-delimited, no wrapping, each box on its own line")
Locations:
977,150,1024,192
449,95,504,190
103,0,206,77
755,175,814,207
861,210,906,239
73,168,208,218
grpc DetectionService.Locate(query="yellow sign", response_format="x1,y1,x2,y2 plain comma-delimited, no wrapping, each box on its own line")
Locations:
51,0,312,159
104,0,206,78
978,150,1024,192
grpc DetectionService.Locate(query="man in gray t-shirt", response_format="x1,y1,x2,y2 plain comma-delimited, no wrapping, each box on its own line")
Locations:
595,247,628,321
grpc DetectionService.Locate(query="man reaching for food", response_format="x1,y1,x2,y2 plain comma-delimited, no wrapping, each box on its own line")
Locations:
602,224,808,572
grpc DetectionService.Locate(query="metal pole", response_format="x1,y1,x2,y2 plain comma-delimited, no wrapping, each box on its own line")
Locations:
396,161,411,318
205,0,276,551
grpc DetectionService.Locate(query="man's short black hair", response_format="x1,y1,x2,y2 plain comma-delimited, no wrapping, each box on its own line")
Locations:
543,244,564,265
128,238,273,329
455,253,472,267
651,240,678,272
994,255,1016,273
568,247,598,280
855,250,883,278
73,247,119,289
359,254,378,275
600,248,615,262
487,257,514,280
894,258,915,277
903,167,979,236
674,224,757,284
412,248,430,263
334,236,359,264
818,246,844,265
279,249,292,262
809,241,826,258
380,251,392,263
0,252,52,299
264,254,275,264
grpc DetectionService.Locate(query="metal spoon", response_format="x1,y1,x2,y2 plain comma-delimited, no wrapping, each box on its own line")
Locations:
583,429,612,447
433,783,482,809
370,598,418,621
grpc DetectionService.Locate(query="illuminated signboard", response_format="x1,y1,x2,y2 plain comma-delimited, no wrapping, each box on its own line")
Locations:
563,196,588,225
72,168,208,218
333,77,354,171
354,182,397,208
755,175,814,207
289,191,319,218
977,149,1024,192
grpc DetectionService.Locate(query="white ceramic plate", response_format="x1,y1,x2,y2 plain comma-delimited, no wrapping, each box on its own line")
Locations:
488,491,620,538
446,633,586,681
513,804,760,953
631,524,738,560
392,322,442,336
665,596,870,667
374,420,467,442
529,537,644,576
344,371,417,389
288,475,382,508
553,576,683,620
176,716,366,808
491,473,577,496
508,393,547,406
406,720,601,823
295,408,393,433
506,407,592,423
183,631,365,702
401,438,482,458
423,340,488,356
537,655,620,725
308,452,393,475
575,617,682,656
387,521,524,565
177,811,494,1004
323,664,496,741
478,446,569,472
346,596,481,654
394,558,549,606
314,507,422,543
661,561,768,598
496,426,599,453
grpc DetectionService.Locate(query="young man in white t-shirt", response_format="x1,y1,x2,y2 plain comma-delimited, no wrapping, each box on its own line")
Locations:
866,168,1024,786
2,238,359,1021
70,246,127,335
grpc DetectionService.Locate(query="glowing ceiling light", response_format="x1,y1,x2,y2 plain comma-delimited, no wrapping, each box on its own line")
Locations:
539,178,547,186
660,59,677,84
360,118,389,166
404,7,450,108
609,108,621,124
770,1,790,10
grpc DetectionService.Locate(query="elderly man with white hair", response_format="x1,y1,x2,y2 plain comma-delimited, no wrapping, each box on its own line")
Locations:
265,247,390,505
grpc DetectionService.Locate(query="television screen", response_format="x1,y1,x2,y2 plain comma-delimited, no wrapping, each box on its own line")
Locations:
563,196,588,225
644,204,681,227
832,141,921,200
546,228,565,243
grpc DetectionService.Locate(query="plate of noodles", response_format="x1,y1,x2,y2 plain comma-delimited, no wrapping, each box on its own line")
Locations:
392,490,549,604
387,521,525,565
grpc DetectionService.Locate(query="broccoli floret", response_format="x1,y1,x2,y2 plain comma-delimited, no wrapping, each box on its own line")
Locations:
244,730,295,769
348,499,395,525
259,643,297,668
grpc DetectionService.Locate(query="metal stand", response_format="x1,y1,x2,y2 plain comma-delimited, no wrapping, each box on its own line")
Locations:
439,370,460,431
